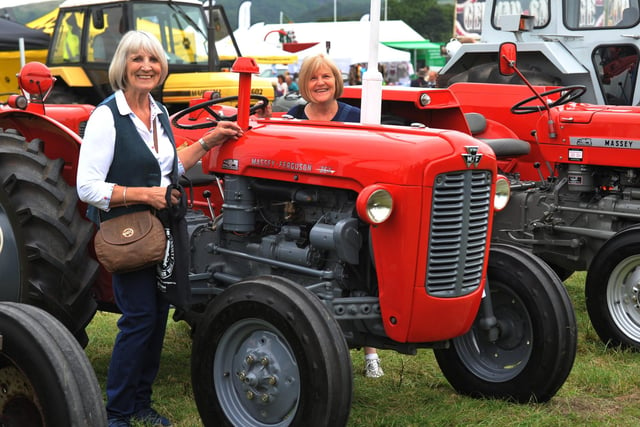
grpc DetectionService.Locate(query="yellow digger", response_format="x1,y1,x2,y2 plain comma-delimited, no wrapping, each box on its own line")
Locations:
2,0,289,111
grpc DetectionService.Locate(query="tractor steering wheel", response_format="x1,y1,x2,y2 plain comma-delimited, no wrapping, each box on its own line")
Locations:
511,85,587,115
171,95,270,130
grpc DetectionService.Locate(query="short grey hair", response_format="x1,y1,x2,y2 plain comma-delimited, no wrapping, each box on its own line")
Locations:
108,31,168,91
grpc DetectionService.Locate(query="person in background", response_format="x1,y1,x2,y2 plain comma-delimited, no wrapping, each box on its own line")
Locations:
410,66,429,87
275,74,288,96
287,53,383,378
286,73,299,92
77,30,243,427
64,14,81,62
426,70,438,87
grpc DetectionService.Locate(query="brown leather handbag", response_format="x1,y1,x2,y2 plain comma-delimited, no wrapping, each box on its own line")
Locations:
94,210,166,274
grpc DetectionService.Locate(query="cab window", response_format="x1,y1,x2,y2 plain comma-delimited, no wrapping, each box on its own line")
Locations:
492,0,550,29
49,11,85,64
593,44,639,105
132,3,209,65
565,0,640,29
88,6,125,62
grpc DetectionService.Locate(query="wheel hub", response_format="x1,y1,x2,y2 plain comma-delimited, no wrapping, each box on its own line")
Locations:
607,257,640,342
216,321,300,425
0,365,43,426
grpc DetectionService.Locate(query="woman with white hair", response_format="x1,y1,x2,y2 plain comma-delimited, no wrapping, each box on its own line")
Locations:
77,30,243,427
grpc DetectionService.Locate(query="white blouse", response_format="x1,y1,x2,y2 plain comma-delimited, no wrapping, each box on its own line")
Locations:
77,90,184,210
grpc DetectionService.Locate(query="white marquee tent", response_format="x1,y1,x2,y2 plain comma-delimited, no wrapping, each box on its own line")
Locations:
246,20,420,71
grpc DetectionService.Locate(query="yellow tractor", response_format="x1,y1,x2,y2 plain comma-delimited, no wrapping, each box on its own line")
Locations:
6,0,281,111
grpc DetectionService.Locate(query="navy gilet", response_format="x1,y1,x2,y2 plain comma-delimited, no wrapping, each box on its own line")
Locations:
98,94,178,221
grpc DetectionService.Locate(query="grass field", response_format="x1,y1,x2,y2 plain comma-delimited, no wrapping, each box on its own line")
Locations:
85,271,640,426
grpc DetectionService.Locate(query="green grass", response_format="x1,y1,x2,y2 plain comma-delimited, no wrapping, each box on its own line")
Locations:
85,272,640,426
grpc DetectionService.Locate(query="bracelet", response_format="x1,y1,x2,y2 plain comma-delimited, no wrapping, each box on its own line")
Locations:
122,186,128,208
198,138,211,152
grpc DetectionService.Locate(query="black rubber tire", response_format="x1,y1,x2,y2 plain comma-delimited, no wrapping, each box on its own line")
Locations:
191,276,352,427
0,129,99,346
586,229,640,349
434,244,577,403
0,301,107,426
546,262,575,282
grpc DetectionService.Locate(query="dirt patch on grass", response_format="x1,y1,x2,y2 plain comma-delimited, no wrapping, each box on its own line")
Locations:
550,393,640,419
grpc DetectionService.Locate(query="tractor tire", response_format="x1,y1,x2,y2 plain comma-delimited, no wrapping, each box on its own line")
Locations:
434,243,577,403
191,276,352,427
585,229,640,349
0,302,107,426
0,129,99,346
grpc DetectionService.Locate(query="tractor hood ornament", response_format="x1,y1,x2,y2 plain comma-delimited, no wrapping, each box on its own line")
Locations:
462,146,482,168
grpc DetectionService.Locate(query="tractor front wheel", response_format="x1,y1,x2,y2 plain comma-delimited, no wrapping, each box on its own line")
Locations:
191,276,352,426
586,229,640,349
434,243,577,403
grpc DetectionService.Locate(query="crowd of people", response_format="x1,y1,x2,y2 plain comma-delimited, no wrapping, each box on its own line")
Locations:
272,62,439,97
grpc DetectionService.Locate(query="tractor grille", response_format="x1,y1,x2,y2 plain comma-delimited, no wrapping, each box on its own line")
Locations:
426,170,491,297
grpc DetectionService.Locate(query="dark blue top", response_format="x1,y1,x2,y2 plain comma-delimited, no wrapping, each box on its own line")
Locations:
287,101,361,123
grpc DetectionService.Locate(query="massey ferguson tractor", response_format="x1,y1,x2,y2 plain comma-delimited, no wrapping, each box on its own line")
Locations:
0,60,577,425
442,41,640,352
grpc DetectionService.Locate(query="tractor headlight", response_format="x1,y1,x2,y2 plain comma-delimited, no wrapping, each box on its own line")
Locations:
494,175,510,211
357,186,393,224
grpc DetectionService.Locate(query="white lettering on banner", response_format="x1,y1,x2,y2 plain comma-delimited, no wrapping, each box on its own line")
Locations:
493,0,549,27
464,1,485,32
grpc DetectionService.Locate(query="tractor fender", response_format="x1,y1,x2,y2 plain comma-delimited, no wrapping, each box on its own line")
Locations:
0,110,85,186
442,41,588,76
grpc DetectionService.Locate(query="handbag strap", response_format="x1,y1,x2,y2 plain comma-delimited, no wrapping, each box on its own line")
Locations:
152,118,158,153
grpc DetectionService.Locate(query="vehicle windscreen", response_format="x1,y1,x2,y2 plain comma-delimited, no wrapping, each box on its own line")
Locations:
491,0,550,29
565,0,640,29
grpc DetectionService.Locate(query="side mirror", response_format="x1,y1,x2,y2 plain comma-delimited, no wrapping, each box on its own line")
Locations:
499,42,517,76
93,10,105,30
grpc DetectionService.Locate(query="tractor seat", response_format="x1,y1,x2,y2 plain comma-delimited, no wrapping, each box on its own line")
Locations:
465,112,531,158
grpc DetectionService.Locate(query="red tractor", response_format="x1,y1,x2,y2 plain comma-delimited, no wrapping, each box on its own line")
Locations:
0,60,576,425
441,42,640,351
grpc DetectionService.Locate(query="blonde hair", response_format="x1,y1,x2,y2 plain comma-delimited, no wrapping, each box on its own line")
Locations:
298,53,344,102
108,31,168,91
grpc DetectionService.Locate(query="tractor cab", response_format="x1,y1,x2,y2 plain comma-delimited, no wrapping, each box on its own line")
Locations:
442,0,640,105
44,0,274,109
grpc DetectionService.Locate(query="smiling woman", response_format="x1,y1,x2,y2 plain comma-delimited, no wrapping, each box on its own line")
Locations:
287,53,361,123
76,30,244,427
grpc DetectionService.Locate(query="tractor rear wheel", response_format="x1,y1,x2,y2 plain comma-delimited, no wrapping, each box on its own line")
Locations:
586,229,640,349
434,244,577,403
191,276,353,426
0,129,98,346
0,302,106,426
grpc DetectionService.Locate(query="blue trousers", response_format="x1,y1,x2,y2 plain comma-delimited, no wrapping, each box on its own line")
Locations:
106,266,169,418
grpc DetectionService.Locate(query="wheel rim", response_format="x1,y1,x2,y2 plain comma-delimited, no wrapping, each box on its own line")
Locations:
0,364,43,426
214,318,300,426
453,286,533,382
606,255,640,342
